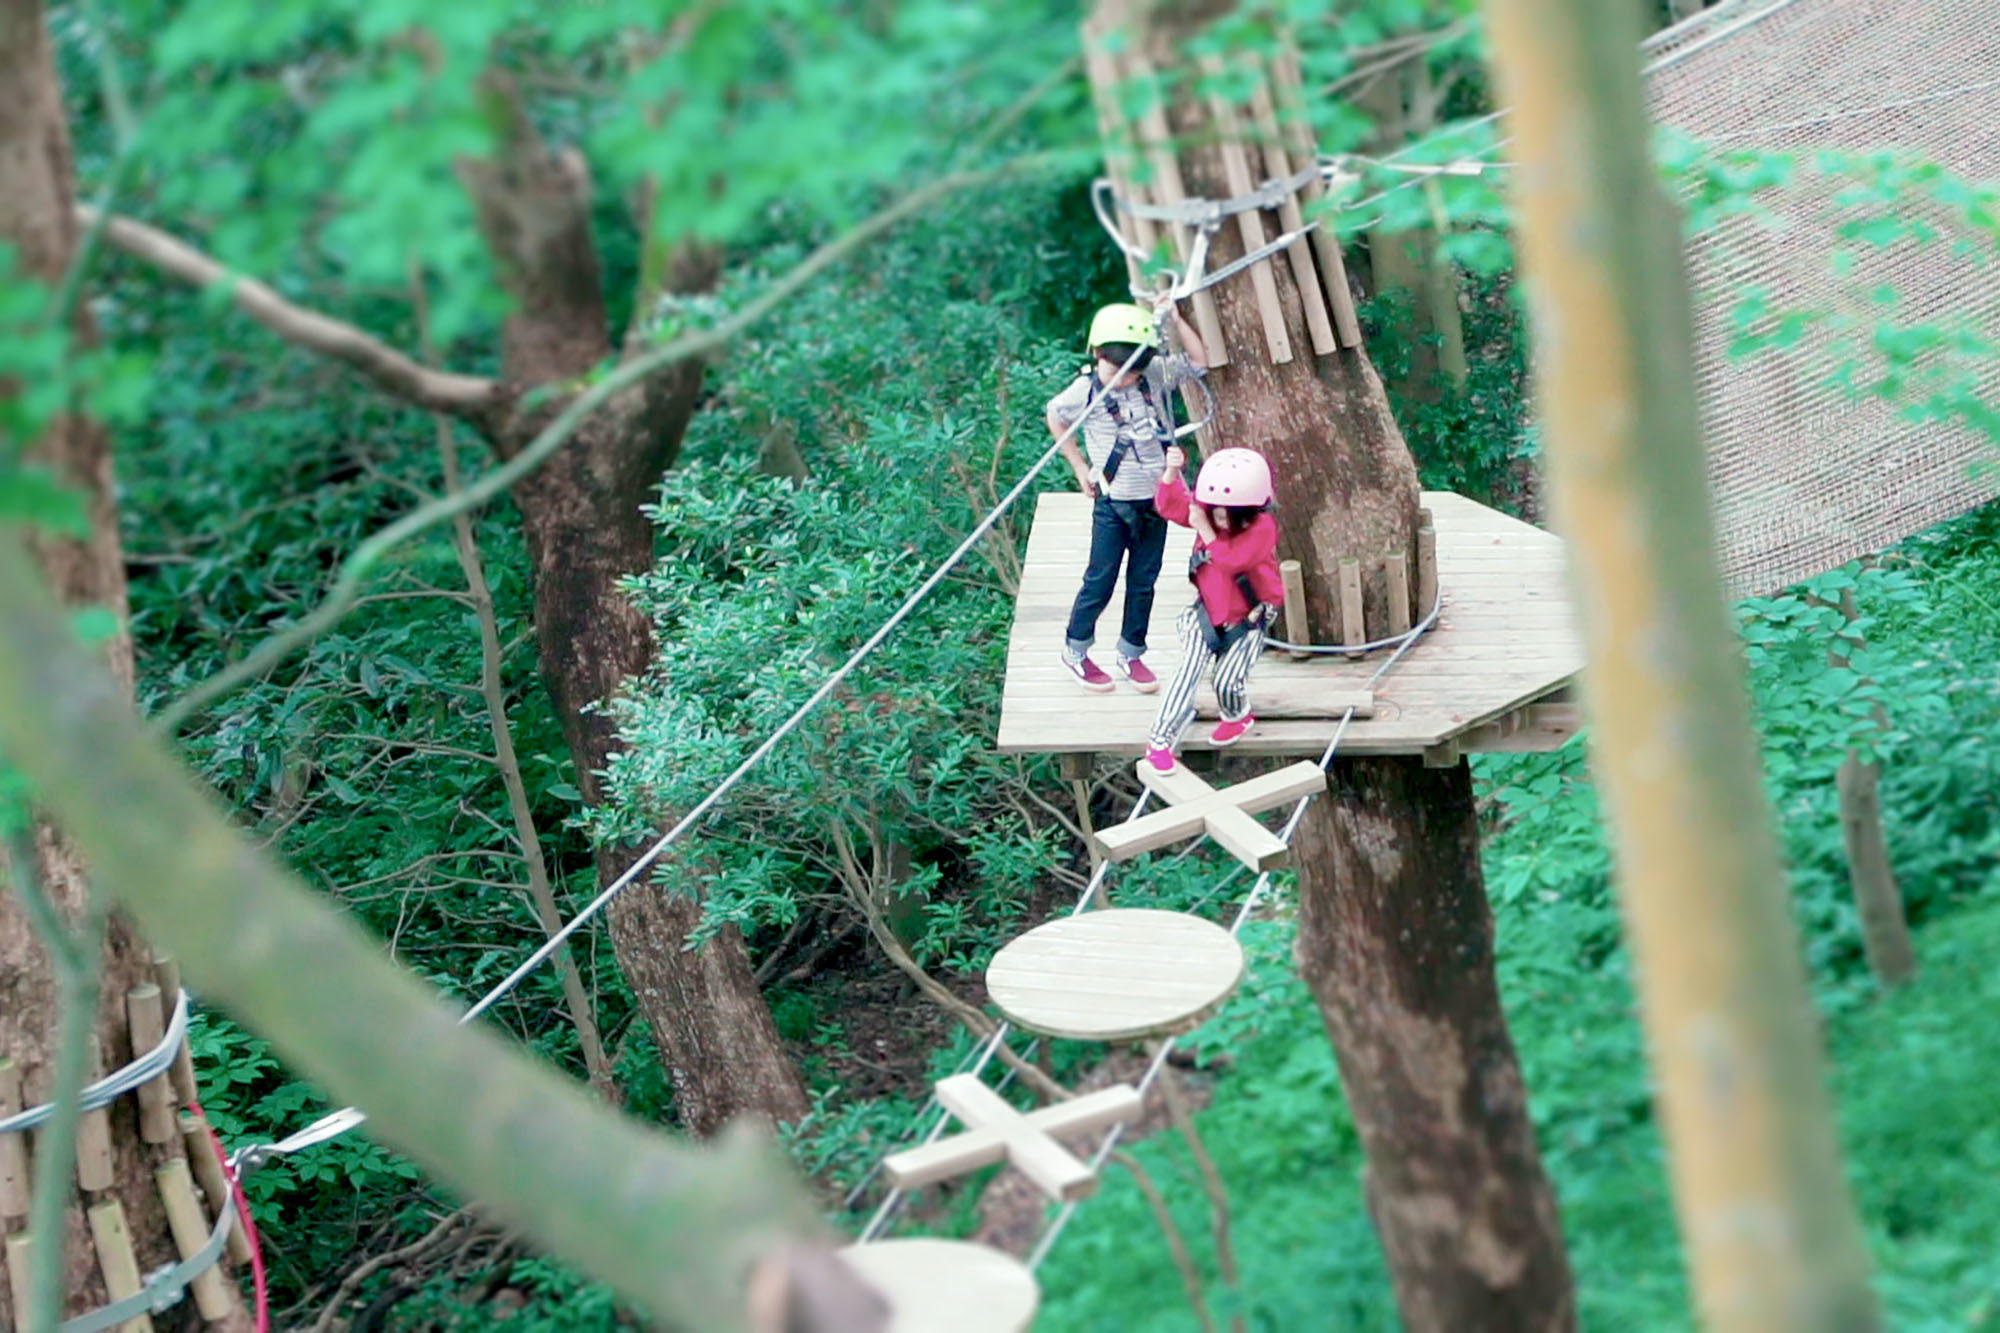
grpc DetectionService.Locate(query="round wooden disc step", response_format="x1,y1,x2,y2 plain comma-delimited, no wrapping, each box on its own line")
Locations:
985,908,1245,1042
839,1238,1039,1332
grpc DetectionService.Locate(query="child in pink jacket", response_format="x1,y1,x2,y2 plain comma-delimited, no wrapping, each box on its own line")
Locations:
1147,446,1285,771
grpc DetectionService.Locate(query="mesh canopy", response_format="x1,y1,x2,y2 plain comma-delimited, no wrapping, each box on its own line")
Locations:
1645,0,2000,595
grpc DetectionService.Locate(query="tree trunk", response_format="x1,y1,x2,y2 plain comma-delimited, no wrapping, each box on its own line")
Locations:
510,433,809,1132
1087,11,1576,1326
1485,0,1881,1327
0,2,248,1324
460,96,806,1133
1293,760,1575,1328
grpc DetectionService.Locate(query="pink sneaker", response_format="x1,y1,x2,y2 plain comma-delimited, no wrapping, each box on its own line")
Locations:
1114,656,1160,694
1209,714,1256,747
1061,652,1115,694
1145,745,1177,773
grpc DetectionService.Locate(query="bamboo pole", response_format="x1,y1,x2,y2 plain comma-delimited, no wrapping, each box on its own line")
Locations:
1484,3,1882,1331
151,955,200,1108
180,1112,251,1265
0,1060,28,1219
127,984,177,1144
5,1233,31,1329
87,1199,155,1333
156,1157,235,1320
75,1035,115,1192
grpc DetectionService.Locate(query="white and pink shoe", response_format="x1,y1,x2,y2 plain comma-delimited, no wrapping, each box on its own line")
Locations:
1208,714,1256,748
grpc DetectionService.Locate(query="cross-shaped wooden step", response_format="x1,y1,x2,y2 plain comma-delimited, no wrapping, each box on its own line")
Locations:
1092,760,1328,872
881,1074,1142,1202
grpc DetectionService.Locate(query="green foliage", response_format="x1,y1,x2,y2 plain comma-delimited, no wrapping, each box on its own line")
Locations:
1041,509,2000,1331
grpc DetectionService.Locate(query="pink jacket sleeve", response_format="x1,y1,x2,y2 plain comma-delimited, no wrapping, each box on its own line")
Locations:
1207,515,1286,605
1154,474,1193,526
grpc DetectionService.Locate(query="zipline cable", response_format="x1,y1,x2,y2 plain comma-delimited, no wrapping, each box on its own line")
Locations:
242,341,1166,1163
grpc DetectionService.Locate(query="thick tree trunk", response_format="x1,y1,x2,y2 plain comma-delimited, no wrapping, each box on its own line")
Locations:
0,2,248,1324
1293,760,1575,1327
1088,11,1576,1326
511,427,808,1132
461,95,805,1133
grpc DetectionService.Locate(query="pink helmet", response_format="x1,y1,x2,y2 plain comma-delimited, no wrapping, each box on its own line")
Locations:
1194,448,1273,506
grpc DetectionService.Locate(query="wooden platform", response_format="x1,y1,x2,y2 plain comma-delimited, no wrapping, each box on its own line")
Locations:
997,492,1585,759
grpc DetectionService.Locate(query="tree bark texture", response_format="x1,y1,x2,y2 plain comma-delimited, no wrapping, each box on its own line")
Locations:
0,2,248,1324
1293,760,1575,1329
1087,11,1576,1327
463,94,807,1132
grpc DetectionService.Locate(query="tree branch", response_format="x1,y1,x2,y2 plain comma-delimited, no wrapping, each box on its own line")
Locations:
78,208,499,420
150,156,1058,734
0,533,885,1333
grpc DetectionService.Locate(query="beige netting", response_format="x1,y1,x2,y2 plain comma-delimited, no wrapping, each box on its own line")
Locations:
1644,0,2000,595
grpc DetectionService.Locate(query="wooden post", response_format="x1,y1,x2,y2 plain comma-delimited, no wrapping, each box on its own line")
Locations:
127,984,177,1144
1201,60,1294,365
1823,589,1915,988
1383,553,1413,636
181,1112,252,1265
1244,73,1339,356
1266,47,1364,347
1837,758,1916,986
75,1036,115,1193
1417,513,1439,619
150,954,199,1108
1487,0,1883,1328
1280,559,1311,659
0,1060,29,1220
1059,751,1103,872
1338,558,1366,647
156,1158,236,1320
87,1199,155,1333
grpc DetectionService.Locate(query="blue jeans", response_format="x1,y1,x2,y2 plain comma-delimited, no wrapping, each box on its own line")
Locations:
1065,497,1167,659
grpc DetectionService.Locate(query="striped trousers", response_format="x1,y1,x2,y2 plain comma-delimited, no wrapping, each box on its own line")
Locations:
1148,605,1265,750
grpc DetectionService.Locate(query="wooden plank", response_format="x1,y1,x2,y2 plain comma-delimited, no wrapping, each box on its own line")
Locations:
1126,51,1228,365
1245,71,1338,356
884,1078,1142,1201
838,1239,1039,1333
1267,48,1363,347
987,909,1246,1042
1082,18,1157,294
181,1111,251,1264
1201,57,1292,364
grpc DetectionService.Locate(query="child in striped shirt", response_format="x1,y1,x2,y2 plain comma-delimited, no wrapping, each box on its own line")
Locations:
1146,446,1285,772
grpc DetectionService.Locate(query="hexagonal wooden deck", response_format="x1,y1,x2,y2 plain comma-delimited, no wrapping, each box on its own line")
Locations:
997,492,1584,759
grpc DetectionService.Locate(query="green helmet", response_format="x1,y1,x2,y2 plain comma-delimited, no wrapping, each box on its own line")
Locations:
1087,303,1161,351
